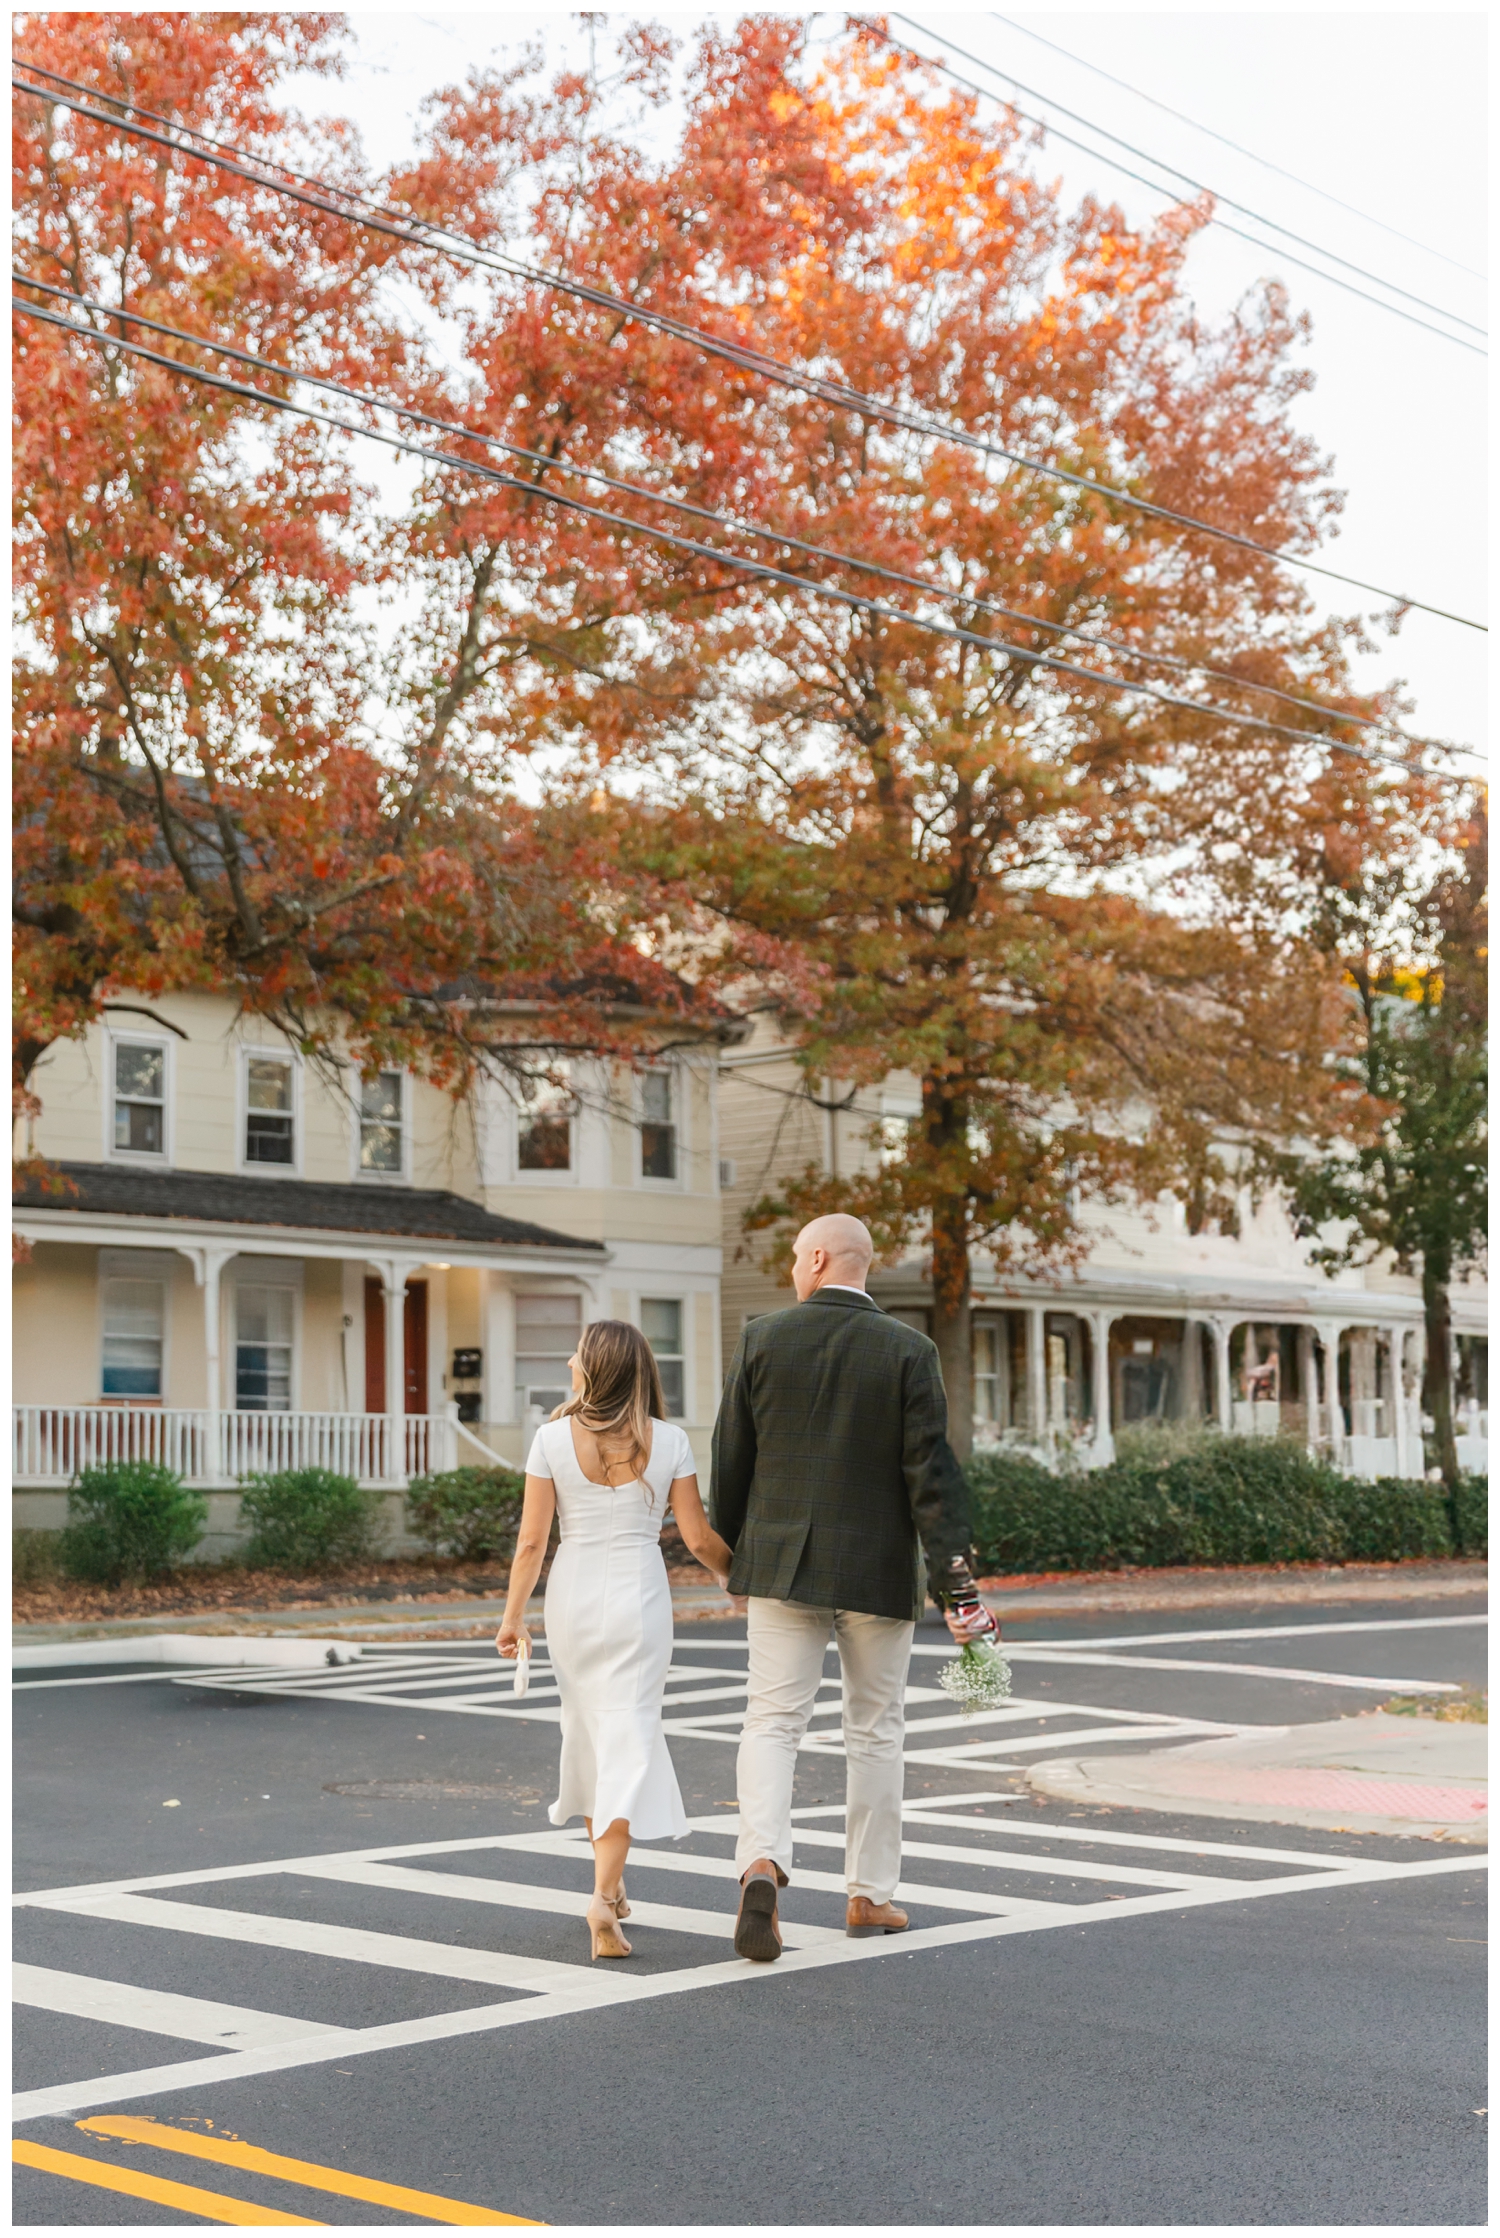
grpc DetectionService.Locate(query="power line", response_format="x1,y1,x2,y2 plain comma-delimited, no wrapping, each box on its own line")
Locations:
878,15,1486,350
16,271,1422,746
988,11,1486,284
13,63,1485,633
15,292,1470,781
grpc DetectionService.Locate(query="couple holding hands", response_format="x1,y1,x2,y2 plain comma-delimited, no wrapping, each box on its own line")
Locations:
496,1214,998,1963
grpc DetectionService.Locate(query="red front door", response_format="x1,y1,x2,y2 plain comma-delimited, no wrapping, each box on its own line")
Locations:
363,1277,429,1413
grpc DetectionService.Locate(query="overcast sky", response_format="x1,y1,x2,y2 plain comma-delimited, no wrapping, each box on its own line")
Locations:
293,8,1487,765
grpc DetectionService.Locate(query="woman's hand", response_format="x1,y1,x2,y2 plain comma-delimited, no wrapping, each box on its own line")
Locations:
495,1619,532,1661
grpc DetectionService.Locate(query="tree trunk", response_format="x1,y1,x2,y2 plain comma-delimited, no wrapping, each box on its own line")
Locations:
1421,1258,1462,1544
929,1195,973,1463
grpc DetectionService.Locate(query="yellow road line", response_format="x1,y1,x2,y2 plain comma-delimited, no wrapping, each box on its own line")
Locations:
77,2114,544,2225
14,2137,323,2224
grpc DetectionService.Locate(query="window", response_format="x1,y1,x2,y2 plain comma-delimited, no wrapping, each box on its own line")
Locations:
972,1322,1001,1428
517,1074,574,1173
112,1043,166,1157
100,1278,165,1398
641,1298,685,1418
515,1293,582,1419
359,1070,404,1174
236,1284,294,1411
245,1056,295,1166
640,1070,677,1180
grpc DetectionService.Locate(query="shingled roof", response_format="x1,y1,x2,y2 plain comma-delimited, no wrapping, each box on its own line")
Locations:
13,1162,606,1254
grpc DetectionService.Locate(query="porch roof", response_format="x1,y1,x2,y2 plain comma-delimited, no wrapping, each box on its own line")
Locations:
13,1160,605,1256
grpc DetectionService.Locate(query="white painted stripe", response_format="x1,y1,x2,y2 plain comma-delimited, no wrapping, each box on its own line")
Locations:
895,1808,1359,1869
896,1718,1243,1753
13,1668,239,1691
495,1833,1069,1919
12,1964,349,2052
779,1826,1243,1889
969,1613,1490,1653
1004,1649,1459,1693
289,1859,839,1947
34,1893,638,2001
13,1854,1486,2124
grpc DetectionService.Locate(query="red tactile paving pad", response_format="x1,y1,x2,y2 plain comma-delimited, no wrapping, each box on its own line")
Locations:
1147,1763,1489,1819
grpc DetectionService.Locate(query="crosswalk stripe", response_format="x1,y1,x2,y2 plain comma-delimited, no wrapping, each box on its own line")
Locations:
77,2115,543,2225
290,1856,842,1945
12,1964,352,2051
12,2137,323,2224
41,1891,640,1999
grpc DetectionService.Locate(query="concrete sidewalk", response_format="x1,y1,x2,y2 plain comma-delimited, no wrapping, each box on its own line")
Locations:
1031,1711,1489,1842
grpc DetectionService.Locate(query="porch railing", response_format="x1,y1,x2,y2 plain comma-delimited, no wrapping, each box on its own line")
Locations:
13,1406,457,1489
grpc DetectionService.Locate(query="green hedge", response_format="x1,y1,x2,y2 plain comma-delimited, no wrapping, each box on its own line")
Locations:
966,1436,1485,1573
238,1468,385,1571
405,1466,525,1562
60,1462,208,1585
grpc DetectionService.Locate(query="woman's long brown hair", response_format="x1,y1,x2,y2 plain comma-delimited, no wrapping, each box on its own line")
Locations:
552,1319,666,1486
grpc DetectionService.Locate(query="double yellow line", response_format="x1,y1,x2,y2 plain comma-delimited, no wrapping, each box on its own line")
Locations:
14,2114,543,2225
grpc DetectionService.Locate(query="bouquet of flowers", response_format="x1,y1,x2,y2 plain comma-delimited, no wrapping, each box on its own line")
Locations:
936,1636,1014,1714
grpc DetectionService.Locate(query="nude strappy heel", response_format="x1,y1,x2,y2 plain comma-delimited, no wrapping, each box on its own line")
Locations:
587,1895,632,1960
610,1881,630,1920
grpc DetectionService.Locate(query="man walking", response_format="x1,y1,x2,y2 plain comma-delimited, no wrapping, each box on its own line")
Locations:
710,1213,995,1962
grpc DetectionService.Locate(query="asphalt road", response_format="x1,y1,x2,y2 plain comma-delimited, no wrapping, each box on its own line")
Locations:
13,1593,1488,2226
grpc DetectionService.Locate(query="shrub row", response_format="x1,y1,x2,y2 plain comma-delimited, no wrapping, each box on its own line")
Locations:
965,1434,1488,1574
37,1460,527,1587
23,1443,1486,1589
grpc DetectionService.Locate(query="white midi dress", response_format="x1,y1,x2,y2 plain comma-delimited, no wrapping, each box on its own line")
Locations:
526,1415,692,1841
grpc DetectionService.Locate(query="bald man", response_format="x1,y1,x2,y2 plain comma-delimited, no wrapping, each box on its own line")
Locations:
710,1214,986,1961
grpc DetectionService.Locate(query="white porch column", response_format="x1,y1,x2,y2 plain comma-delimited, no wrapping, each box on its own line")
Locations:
183,1246,233,1484
1211,1319,1233,1434
370,1259,409,1483
1026,1305,1047,1446
1389,1325,1410,1480
1089,1310,1115,1467
483,1276,516,1426
1315,1322,1344,1459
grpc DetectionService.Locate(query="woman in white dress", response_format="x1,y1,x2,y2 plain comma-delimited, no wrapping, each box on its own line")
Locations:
495,1319,734,1961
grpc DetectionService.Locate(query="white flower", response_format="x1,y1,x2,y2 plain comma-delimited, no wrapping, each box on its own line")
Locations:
936,1638,1013,1714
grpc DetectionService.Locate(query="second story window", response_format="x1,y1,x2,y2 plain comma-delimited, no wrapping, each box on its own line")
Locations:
640,1070,677,1181
112,1043,166,1157
359,1071,404,1174
245,1056,294,1166
517,1074,573,1173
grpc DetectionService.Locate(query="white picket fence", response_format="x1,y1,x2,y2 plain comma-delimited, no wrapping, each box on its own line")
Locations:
12,1406,458,1488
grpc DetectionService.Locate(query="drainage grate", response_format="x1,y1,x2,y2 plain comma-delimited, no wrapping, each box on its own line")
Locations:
323,1779,542,1803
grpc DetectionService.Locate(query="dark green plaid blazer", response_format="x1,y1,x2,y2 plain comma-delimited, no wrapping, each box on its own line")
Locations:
709,1289,973,1622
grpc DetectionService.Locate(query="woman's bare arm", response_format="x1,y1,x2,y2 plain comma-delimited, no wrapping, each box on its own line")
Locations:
495,1473,557,1657
669,1473,735,1585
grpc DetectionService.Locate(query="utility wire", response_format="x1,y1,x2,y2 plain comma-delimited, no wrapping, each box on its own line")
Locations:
878,16,1486,350
13,63,1485,632
16,270,1419,746
15,292,1467,781
988,11,1486,284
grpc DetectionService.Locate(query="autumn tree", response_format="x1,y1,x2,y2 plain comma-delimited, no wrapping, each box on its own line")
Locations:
12,12,716,1120
1267,808,1487,1515
404,19,1443,1447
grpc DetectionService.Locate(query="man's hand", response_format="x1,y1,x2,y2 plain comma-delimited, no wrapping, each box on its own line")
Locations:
944,1601,998,1644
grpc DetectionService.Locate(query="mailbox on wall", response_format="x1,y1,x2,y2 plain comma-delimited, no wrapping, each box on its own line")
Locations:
452,1348,482,1380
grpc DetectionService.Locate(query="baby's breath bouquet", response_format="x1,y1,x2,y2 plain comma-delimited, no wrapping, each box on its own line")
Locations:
937,1636,1014,1714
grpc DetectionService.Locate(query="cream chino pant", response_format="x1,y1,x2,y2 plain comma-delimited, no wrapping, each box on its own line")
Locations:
734,1596,915,1902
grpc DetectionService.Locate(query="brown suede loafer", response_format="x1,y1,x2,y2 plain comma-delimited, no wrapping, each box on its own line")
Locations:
847,1897,909,1938
734,1871,784,1962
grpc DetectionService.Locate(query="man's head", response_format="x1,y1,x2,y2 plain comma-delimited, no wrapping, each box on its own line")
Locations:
790,1213,875,1301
